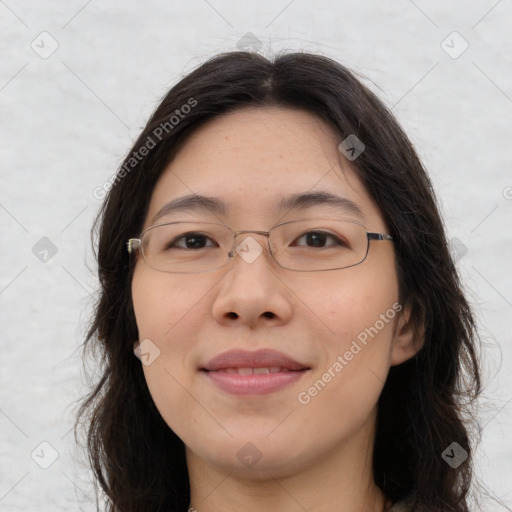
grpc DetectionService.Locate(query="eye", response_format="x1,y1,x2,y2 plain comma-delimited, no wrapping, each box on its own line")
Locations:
166,232,218,250
291,231,348,248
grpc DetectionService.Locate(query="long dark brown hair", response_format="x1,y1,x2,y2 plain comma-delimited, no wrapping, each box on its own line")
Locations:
75,51,484,512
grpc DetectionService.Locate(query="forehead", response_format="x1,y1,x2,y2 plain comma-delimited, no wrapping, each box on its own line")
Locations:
143,107,385,229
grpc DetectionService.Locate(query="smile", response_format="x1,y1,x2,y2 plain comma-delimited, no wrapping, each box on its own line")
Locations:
200,348,311,395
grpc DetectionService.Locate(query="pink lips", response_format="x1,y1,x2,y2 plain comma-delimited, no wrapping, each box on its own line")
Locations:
201,349,310,396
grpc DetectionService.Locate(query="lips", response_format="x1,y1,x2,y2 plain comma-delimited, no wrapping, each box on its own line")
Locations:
201,349,310,396
201,349,309,372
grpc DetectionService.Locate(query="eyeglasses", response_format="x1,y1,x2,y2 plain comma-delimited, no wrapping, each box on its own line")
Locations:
126,218,393,273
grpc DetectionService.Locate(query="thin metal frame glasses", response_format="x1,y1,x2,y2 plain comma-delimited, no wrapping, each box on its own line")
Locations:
126,218,394,273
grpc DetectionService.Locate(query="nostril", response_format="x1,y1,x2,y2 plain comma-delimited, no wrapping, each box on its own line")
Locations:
227,312,238,319
263,311,275,319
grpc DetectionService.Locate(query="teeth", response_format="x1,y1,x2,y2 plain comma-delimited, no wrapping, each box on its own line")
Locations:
216,367,285,374
253,367,270,374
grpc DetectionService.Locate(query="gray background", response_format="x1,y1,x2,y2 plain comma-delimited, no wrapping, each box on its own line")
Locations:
1,1,511,510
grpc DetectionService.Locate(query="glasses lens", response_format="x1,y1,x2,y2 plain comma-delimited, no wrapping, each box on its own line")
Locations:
140,219,369,273
141,222,232,273
270,219,368,271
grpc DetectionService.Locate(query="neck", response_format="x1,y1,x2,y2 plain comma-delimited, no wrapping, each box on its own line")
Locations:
186,409,389,512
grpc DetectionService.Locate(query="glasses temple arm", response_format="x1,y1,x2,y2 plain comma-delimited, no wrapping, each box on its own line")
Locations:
127,238,141,253
367,233,393,241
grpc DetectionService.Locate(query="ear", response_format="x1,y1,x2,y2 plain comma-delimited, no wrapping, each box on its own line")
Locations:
390,304,424,366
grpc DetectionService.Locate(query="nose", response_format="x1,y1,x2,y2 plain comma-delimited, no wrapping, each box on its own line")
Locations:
211,233,293,329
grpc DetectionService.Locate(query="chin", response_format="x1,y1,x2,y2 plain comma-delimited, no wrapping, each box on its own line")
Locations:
189,434,312,478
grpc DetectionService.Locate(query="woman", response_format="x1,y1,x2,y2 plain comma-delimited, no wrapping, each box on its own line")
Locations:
76,51,482,511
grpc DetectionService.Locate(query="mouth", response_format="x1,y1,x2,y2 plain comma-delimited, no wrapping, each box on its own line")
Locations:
200,349,310,396
207,366,297,374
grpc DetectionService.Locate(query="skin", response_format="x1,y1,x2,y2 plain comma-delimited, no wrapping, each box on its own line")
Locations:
131,106,423,512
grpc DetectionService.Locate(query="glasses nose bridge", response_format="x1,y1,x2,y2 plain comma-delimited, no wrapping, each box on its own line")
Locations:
233,228,270,238
229,228,273,259
232,228,271,246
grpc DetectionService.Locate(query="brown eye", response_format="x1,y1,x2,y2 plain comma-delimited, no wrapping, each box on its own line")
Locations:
291,231,348,248
166,232,218,250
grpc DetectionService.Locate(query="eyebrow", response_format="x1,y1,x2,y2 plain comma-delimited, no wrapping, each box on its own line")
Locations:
151,191,365,224
277,191,365,220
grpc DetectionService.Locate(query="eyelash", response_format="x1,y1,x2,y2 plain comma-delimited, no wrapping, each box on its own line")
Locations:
168,230,347,250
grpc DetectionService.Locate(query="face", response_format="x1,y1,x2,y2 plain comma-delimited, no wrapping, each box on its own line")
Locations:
131,106,416,479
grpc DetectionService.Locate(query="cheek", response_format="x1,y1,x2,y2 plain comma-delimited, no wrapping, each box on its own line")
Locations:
131,265,213,417
131,265,203,340
132,268,202,440
131,267,203,403
295,298,398,444
304,266,399,342
295,270,400,407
